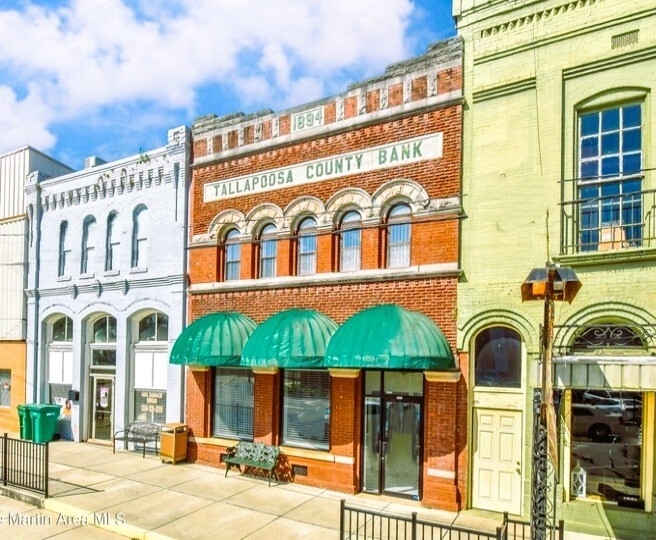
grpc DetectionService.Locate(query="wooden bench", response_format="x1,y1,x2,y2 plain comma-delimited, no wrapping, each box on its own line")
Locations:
223,441,280,486
112,422,160,458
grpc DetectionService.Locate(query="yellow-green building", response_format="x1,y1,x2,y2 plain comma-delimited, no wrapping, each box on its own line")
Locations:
454,0,656,537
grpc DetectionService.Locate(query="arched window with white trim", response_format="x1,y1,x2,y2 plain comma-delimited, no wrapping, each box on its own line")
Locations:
387,203,411,268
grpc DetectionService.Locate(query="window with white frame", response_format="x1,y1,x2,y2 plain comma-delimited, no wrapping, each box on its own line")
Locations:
91,315,117,367
579,103,643,251
224,228,241,281
133,312,168,423
48,316,73,403
213,368,253,439
339,210,362,271
0,370,11,407
105,212,119,272
259,223,277,278
282,370,330,450
58,221,70,277
138,312,168,342
81,215,97,274
387,203,411,268
297,217,317,275
131,205,148,268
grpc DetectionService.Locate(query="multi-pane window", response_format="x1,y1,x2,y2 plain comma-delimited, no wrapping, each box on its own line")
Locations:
579,104,643,251
282,370,330,450
297,217,317,276
259,224,277,278
474,327,522,388
91,316,117,367
138,312,169,342
387,204,411,268
339,211,361,272
131,205,148,268
58,221,70,277
105,212,119,271
81,215,97,274
52,316,73,341
213,369,254,440
49,316,73,403
224,229,241,281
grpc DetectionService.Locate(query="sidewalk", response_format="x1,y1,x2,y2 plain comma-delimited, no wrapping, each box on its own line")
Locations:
0,440,620,539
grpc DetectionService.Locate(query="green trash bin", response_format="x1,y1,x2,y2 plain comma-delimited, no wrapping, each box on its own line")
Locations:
17,404,34,440
30,403,62,443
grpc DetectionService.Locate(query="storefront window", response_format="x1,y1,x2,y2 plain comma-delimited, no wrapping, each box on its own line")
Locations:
213,368,253,439
282,370,330,450
474,327,522,388
570,390,643,503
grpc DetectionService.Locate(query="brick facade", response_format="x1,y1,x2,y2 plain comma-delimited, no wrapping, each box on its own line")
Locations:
185,37,466,510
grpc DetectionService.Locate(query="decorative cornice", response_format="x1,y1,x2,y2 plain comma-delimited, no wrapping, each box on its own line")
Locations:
562,44,656,80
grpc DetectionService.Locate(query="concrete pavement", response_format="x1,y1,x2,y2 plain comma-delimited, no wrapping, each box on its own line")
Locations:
0,439,637,539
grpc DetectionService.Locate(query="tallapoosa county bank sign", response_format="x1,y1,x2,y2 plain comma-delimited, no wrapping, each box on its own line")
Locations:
203,133,443,202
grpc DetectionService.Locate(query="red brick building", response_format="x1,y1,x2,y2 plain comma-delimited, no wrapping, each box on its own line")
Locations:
175,37,466,510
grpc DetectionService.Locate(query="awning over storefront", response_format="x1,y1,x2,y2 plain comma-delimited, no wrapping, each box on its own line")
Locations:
324,304,456,370
241,309,338,369
170,312,256,367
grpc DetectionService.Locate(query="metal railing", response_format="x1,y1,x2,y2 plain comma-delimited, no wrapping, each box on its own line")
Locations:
560,181,656,255
340,501,564,540
1,433,49,497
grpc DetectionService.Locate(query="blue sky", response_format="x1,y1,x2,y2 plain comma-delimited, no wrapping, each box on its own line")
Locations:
0,0,456,169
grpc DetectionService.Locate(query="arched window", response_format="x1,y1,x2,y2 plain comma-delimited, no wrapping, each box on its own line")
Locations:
474,327,522,388
105,212,119,272
224,228,241,281
297,217,317,276
81,215,97,274
52,316,73,342
131,205,148,268
58,221,70,277
138,312,169,341
387,203,411,268
259,224,277,278
339,211,361,271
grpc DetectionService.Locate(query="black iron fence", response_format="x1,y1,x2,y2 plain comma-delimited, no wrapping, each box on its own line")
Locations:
340,501,564,540
1,433,49,497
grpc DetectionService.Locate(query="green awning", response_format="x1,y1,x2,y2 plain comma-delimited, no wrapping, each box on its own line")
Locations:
324,304,455,370
170,312,256,367
241,309,338,368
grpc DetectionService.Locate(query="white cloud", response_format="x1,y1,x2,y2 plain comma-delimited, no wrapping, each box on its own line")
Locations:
0,0,418,157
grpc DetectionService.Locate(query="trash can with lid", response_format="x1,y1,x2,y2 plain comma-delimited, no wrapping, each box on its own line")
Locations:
30,404,62,443
17,404,33,440
160,423,188,464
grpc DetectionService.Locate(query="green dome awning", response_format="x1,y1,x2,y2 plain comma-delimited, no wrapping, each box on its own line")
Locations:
242,309,338,368
324,304,455,370
170,312,256,367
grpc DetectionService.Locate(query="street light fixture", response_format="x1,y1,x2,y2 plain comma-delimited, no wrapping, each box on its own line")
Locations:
522,262,581,540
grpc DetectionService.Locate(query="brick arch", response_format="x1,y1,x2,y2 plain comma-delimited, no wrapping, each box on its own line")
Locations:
244,203,284,237
372,178,430,218
284,196,326,230
208,209,245,241
325,188,373,225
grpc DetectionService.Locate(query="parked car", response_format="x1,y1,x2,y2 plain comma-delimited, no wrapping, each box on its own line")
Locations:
572,403,624,442
581,390,642,425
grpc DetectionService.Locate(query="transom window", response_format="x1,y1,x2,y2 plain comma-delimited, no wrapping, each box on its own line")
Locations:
579,104,643,251
259,224,277,278
52,316,73,341
224,228,241,281
297,217,317,276
138,312,168,342
387,204,411,268
474,327,522,388
339,211,362,272
91,315,117,367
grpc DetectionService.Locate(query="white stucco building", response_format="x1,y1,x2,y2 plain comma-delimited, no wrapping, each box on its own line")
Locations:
24,126,191,443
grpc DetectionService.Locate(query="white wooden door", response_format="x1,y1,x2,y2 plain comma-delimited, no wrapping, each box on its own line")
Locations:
472,408,522,514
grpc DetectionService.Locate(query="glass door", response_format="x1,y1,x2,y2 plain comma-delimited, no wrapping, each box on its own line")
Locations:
363,395,422,500
90,376,114,442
